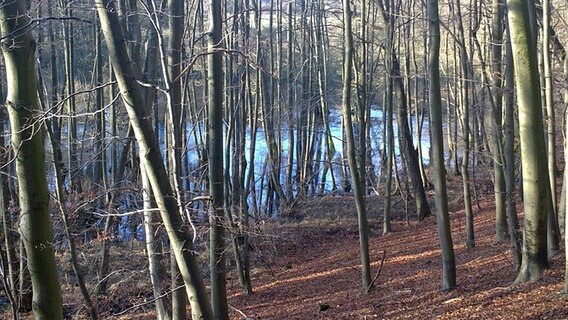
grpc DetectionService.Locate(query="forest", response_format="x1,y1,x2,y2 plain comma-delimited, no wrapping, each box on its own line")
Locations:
0,0,566,318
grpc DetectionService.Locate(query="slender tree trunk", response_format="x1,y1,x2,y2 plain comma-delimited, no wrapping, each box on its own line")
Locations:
382,0,394,234
428,0,456,291
342,0,372,291
490,0,508,243
503,20,522,270
452,0,474,248
390,52,431,221
207,0,229,317
96,1,214,318
141,158,171,320
541,0,560,256
563,41,568,293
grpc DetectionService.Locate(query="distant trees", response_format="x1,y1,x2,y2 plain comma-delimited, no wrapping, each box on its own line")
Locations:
95,0,214,318
2,0,568,316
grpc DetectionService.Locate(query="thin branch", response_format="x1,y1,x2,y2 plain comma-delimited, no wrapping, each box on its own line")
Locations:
366,250,387,293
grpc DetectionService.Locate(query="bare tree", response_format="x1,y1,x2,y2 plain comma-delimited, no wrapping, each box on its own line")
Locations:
0,0,63,318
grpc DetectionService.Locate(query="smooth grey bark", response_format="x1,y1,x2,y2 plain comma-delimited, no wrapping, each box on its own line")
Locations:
428,0,456,290
95,1,214,318
541,0,560,256
141,24,172,320
491,0,508,243
382,0,394,235
141,157,171,320
507,0,550,284
0,0,63,318
342,0,372,291
157,0,188,316
542,0,556,215
452,0,474,248
503,21,522,270
207,0,229,318
285,2,295,199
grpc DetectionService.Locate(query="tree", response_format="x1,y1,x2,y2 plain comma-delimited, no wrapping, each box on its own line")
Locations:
428,0,456,290
563,34,568,294
208,0,229,317
0,0,63,318
507,0,550,283
342,0,372,291
95,0,214,318
490,0,508,243
503,17,522,270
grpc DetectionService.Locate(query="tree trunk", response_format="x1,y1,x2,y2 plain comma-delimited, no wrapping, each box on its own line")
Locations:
490,0,508,243
507,0,550,283
207,0,229,318
141,158,171,320
95,1,214,318
563,40,568,293
342,0,372,291
428,0,456,291
0,0,63,318
503,20,522,270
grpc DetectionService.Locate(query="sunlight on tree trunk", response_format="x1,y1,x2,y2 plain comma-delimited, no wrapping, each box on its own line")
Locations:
0,0,63,318
95,0,214,317
507,0,550,284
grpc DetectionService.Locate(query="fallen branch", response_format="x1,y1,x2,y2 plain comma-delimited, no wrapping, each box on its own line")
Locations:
366,250,387,293
229,304,250,319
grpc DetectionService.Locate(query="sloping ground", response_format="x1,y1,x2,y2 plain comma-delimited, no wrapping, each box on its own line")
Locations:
4,178,568,319
228,194,568,320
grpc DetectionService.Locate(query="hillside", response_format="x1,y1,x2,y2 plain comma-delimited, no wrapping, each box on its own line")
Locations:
226,188,567,319
4,175,568,319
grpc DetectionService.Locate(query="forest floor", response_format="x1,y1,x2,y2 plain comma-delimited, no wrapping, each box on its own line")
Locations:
223,176,568,320
6,174,568,319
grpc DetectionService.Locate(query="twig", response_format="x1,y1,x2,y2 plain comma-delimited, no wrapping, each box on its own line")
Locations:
366,250,387,293
229,304,249,318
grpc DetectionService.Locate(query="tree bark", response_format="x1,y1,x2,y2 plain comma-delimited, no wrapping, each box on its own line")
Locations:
342,0,372,291
95,1,214,318
507,0,550,283
207,0,229,318
0,1,63,318
428,0,456,290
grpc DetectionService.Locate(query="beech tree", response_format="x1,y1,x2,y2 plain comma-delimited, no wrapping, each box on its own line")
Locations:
95,0,214,317
428,0,456,290
208,0,229,317
507,0,550,283
0,0,63,318
342,0,372,291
